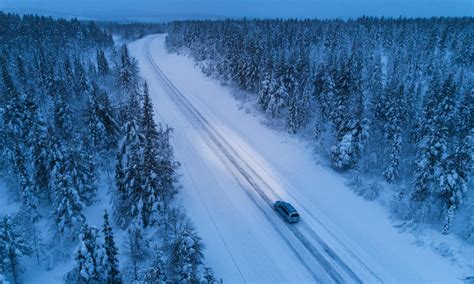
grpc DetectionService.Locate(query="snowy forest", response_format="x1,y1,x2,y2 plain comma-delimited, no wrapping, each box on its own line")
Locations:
165,18,473,239
0,13,215,283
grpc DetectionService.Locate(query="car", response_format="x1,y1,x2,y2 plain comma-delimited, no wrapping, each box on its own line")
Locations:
274,201,300,223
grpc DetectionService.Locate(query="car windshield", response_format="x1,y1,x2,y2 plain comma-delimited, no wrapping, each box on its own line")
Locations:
291,213,299,218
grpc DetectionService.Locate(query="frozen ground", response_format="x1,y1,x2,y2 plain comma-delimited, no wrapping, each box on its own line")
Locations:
128,34,472,283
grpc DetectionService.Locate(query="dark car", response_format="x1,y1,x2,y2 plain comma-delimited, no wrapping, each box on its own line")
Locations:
274,201,300,223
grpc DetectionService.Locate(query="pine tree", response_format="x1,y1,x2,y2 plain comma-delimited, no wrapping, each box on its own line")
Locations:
113,150,128,227
44,127,63,203
0,215,32,284
71,224,106,283
124,220,148,282
411,74,447,206
202,267,217,284
1,59,25,142
435,76,469,234
383,84,405,183
144,252,167,284
258,73,275,111
13,145,39,219
102,210,121,283
140,82,163,226
51,149,86,239
68,147,97,206
86,83,106,150
86,83,119,151
267,77,287,119
156,126,178,212
329,58,369,171
97,49,110,76
63,58,75,94
14,210,45,265
73,58,88,98
53,79,74,140
287,88,309,134
170,221,204,283
114,92,144,227
119,45,138,93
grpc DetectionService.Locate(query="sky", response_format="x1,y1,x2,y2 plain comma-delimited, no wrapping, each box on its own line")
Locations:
0,0,472,21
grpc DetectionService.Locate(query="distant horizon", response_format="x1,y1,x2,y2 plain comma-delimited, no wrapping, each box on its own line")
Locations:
1,0,472,22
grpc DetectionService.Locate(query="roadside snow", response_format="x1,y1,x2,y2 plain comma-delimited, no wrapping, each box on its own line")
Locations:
129,34,473,283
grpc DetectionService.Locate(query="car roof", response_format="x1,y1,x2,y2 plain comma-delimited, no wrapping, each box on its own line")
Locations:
281,202,297,213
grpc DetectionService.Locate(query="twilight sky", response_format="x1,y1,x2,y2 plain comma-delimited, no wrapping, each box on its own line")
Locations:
1,0,472,21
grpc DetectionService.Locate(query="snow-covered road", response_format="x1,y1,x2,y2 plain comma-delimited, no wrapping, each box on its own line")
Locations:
129,34,465,283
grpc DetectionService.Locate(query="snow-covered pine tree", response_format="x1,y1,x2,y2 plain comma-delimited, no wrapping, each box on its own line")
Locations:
330,52,368,170
12,145,39,219
63,58,75,94
51,149,86,239
96,49,110,76
383,84,405,183
156,125,178,213
287,85,310,134
70,224,106,283
435,76,469,234
169,220,204,283
44,127,63,203
140,81,162,226
1,59,25,143
15,56,28,91
113,150,128,228
102,210,121,283
314,63,336,122
73,58,89,99
114,91,144,227
411,73,445,208
53,79,74,140
124,220,149,282
86,83,119,152
144,252,167,284
86,83,106,151
267,77,287,119
0,215,32,284
13,209,45,265
68,147,97,206
118,45,138,94
258,72,275,111
202,267,217,284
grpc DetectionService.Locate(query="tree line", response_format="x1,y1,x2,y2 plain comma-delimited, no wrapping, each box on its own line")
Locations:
0,12,215,283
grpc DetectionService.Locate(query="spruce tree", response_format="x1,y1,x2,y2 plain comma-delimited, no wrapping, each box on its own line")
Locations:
144,252,167,284
140,82,162,226
114,92,144,227
119,45,138,93
13,145,39,219
102,210,121,283
124,220,148,282
51,149,86,239
96,49,110,76
72,225,106,283
258,73,274,111
170,221,204,283
0,215,32,284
